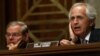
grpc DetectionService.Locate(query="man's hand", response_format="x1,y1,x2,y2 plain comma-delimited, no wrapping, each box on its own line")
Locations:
59,23,77,46
60,39,75,46
69,23,77,42
7,43,18,50
7,40,21,50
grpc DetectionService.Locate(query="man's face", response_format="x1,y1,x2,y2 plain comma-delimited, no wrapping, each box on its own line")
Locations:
69,6,92,37
6,25,23,45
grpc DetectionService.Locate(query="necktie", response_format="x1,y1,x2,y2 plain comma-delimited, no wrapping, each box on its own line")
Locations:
81,39,88,44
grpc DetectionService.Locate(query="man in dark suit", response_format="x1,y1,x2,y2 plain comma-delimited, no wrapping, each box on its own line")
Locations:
5,21,33,50
60,3,100,45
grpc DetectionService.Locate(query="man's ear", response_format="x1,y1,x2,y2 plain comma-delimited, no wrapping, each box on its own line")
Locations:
23,33,29,42
90,19,95,27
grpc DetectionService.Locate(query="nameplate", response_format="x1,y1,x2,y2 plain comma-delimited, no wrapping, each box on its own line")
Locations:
26,41,59,48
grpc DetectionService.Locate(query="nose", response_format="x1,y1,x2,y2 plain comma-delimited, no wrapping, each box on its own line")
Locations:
9,35,14,40
73,18,79,24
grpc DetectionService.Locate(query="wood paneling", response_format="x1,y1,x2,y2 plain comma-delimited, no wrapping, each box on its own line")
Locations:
0,42,100,56
0,0,6,50
5,0,85,42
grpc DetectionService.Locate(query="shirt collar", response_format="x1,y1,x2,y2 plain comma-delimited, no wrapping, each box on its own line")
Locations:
85,32,91,41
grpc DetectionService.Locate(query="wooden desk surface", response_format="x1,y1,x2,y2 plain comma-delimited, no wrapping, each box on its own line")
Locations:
0,42,100,56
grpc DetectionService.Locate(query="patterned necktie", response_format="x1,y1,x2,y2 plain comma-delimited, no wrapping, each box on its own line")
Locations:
81,39,88,44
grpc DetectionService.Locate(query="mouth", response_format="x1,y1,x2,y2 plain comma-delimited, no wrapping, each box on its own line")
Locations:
8,41,14,44
73,26,81,31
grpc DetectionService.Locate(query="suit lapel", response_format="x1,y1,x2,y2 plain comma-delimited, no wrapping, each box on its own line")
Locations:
89,29,100,43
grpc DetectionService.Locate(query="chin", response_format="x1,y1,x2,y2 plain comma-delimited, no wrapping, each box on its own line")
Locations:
75,32,82,36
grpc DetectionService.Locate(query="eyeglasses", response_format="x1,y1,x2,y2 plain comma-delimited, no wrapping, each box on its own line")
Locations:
6,33,22,37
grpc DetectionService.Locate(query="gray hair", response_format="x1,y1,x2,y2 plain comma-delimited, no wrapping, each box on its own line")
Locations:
7,21,28,35
69,3,97,20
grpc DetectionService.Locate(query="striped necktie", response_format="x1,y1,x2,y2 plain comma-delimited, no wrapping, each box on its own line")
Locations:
81,39,88,44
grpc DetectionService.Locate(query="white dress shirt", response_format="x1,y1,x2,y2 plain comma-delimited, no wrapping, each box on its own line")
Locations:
80,32,91,44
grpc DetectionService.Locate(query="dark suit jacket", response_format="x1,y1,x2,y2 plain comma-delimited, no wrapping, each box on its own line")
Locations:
17,40,27,49
89,29,100,43
76,28,100,44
